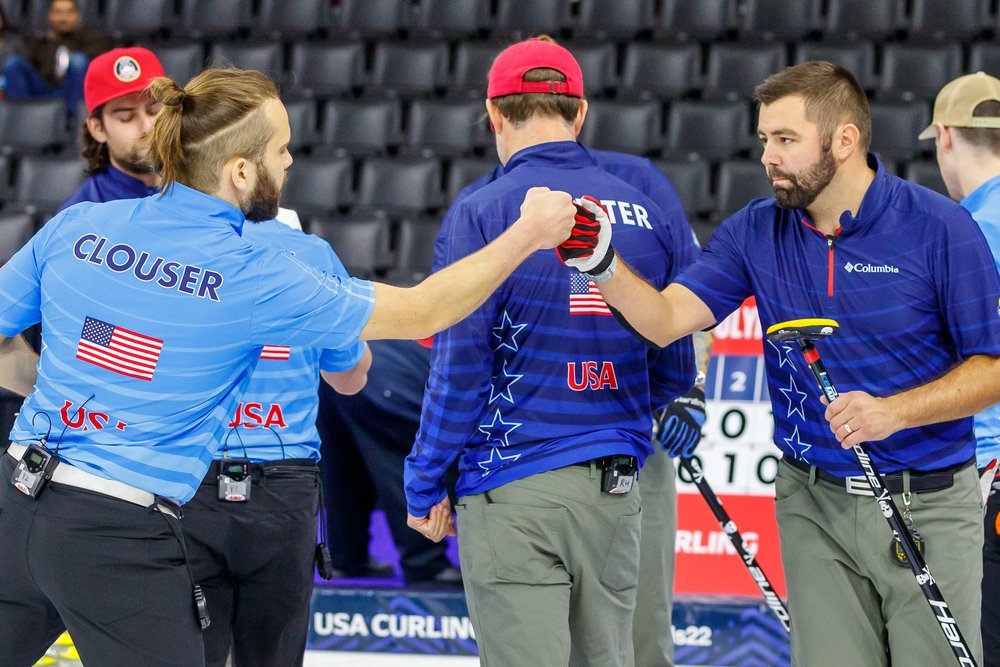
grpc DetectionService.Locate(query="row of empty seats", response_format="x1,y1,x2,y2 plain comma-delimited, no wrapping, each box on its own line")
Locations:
0,95,942,164
0,151,948,272
5,0,999,42
136,37,1000,104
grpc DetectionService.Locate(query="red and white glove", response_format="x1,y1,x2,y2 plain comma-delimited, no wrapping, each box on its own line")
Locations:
555,195,615,277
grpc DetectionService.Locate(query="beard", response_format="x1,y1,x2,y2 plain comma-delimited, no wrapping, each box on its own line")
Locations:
769,146,837,209
241,163,282,222
112,145,154,175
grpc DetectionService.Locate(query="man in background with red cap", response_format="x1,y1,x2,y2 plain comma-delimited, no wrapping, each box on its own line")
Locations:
405,38,695,666
59,46,163,211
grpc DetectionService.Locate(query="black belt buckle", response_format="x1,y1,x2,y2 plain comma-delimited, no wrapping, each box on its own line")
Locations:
601,455,637,494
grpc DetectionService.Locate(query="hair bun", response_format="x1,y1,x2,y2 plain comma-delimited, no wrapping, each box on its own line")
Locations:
148,77,187,107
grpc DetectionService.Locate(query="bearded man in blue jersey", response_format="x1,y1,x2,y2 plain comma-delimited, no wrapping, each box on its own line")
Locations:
404,39,696,666
565,60,1000,667
0,66,577,667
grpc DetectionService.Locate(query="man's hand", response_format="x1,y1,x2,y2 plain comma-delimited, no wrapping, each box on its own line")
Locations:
407,496,456,543
556,195,614,275
516,186,577,251
823,390,903,449
654,386,706,458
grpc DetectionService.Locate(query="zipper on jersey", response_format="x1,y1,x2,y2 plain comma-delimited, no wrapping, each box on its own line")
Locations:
799,218,842,297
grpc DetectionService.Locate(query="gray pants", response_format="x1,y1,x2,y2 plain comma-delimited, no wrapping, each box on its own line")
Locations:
632,449,676,667
775,458,983,667
456,463,642,667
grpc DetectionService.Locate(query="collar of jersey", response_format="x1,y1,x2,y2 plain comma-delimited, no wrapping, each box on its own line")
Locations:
503,140,592,174
798,152,891,236
106,164,158,195
961,172,1000,214
155,182,245,235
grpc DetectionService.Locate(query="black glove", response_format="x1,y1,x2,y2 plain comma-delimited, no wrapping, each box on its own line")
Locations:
654,386,706,459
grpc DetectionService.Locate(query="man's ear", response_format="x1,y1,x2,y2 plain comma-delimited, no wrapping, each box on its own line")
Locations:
833,122,861,161
85,115,107,144
573,99,588,138
486,100,503,134
226,156,254,194
936,124,954,152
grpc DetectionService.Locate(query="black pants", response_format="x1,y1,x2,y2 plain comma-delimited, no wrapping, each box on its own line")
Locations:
0,453,204,667
183,461,319,667
317,339,454,584
985,487,1000,667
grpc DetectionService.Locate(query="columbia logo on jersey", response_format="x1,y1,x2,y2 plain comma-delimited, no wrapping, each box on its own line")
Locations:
843,261,899,274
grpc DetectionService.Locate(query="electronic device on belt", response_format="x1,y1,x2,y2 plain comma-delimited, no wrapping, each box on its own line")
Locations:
217,458,251,502
601,455,637,494
11,443,59,498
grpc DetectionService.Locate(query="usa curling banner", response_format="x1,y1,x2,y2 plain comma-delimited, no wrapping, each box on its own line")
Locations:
307,298,792,664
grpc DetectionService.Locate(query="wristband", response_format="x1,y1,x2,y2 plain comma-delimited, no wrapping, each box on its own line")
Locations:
587,251,617,283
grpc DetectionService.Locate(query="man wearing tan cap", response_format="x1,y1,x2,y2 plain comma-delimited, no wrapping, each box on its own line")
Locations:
923,71,1000,667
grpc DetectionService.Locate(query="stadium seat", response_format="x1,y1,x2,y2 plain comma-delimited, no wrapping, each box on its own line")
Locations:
970,42,1000,75
256,0,329,38
0,212,34,265
714,160,773,221
356,158,444,215
208,41,283,78
369,42,449,98
319,98,402,155
386,217,442,285
654,157,714,218
902,161,948,198
287,42,365,97
574,0,654,40
411,0,490,38
280,156,354,217
868,101,932,161
23,0,99,36
824,0,903,40
310,216,393,279
0,100,67,154
878,43,962,101
578,100,662,156
404,98,489,157
333,0,408,38
451,41,505,96
620,42,701,100
11,155,85,216
704,42,787,100
737,0,820,41
794,41,876,90
445,157,498,203
558,42,618,96
656,0,733,40
665,100,751,160
493,0,572,39
908,0,989,40
103,0,174,39
282,97,318,153
180,0,253,38
153,42,204,84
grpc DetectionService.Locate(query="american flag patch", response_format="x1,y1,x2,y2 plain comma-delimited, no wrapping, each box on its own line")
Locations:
569,273,611,316
260,345,291,360
76,316,163,381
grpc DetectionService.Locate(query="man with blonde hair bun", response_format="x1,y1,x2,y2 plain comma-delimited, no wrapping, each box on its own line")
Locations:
0,66,577,666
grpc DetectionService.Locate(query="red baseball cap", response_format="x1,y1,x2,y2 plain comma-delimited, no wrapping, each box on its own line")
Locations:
487,39,584,99
84,47,165,115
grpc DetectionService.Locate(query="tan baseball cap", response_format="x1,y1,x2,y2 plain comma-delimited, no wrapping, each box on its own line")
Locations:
918,71,1000,140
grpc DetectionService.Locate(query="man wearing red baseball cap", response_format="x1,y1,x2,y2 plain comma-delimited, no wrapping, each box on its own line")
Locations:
405,38,697,666
59,46,165,211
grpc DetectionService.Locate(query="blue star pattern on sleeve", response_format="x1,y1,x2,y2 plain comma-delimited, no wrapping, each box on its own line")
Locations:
783,425,813,463
477,409,523,476
779,375,809,421
491,311,527,352
488,360,523,405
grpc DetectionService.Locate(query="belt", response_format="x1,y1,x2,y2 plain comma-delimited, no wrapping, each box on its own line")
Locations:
205,457,318,483
6,442,155,507
783,455,973,496
570,455,636,469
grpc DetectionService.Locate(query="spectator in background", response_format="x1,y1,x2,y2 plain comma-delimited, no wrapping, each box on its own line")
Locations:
60,46,163,211
4,0,109,118
0,4,24,94
922,71,1000,667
